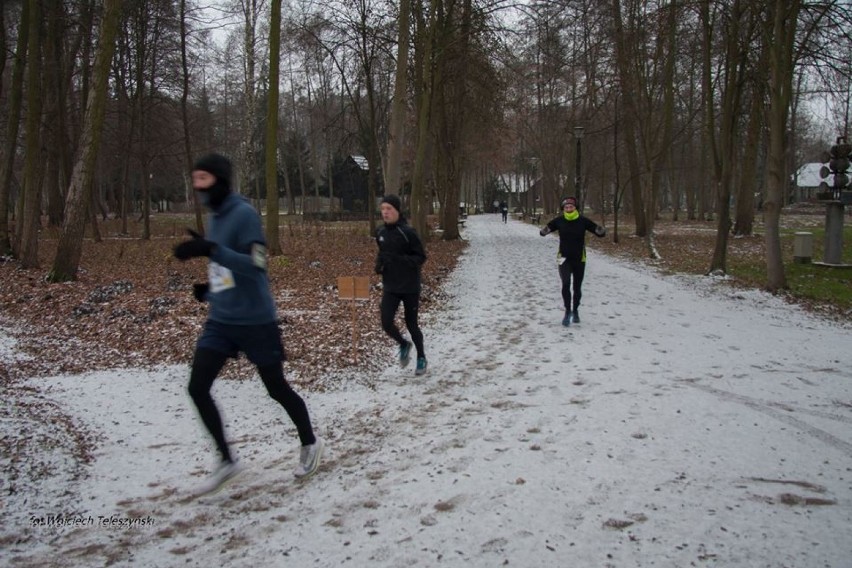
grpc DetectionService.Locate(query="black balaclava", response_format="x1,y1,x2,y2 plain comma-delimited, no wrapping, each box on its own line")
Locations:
193,153,233,210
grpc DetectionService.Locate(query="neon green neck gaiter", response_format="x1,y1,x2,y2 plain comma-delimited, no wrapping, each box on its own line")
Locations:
564,210,579,221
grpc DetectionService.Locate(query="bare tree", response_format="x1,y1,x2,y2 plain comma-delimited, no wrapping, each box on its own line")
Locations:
763,0,801,292
706,0,753,274
179,0,205,233
264,0,283,254
610,0,648,238
384,0,411,196
410,0,438,237
49,0,122,282
17,0,44,268
0,1,29,255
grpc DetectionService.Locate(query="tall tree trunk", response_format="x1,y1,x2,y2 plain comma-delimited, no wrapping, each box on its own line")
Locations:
734,82,764,236
49,0,121,282
708,0,747,274
43,0,67,228
385,0,411,196
700,0,720,227
88,190,102,243
265,0,282,255
239,0,260,195
0,0,29,255
410,0,437,238
643,0,679,259
18,0,44,268
763,0,800,291
179,0,204,234
610,0,647,237
0,7,5,92
438,0,473,242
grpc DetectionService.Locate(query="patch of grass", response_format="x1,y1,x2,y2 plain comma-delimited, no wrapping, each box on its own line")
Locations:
730,225,852,311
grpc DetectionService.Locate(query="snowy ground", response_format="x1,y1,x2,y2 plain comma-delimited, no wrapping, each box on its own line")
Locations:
3,214,852,568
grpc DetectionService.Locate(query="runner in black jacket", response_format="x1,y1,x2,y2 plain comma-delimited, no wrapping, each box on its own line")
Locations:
539,196,606,326
375,194,428,375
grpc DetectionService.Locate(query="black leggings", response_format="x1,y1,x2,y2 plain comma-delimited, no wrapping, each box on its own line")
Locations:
558,260,586,311
380,292,425,358
188,348,315,462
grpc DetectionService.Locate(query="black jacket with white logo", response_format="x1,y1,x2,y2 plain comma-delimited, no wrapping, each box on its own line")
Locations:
375,220,427,294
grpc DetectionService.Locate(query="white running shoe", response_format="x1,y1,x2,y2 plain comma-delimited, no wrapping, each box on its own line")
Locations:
197,459,243,495
294,437,325,479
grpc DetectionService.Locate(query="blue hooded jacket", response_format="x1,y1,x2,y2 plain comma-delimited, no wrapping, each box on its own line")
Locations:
203,192,277,325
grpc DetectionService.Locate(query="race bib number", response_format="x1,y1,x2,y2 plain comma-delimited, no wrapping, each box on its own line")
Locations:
208,262,235,293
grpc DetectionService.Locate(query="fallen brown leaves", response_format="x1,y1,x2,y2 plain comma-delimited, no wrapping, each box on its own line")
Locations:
0,217,466,389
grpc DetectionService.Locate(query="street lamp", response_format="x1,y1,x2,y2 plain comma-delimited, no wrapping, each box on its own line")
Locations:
574,125,584,211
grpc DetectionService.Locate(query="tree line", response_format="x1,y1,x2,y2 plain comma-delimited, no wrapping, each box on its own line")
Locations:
0,0,849,289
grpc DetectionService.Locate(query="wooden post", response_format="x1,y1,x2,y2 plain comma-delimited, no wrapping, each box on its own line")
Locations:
337,276,371,364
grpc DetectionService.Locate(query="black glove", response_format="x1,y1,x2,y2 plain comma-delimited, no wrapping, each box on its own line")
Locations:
540,226,552,236
595,226,607,237
173,229,215,260
374,257,383,274
192,282,209,302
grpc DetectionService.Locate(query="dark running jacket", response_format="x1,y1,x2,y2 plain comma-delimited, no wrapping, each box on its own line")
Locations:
543,214,603,263
375,220,427,294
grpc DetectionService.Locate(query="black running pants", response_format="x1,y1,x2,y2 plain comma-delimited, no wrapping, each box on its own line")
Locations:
558,259,586,312
380,292,425,358
188,348,316,462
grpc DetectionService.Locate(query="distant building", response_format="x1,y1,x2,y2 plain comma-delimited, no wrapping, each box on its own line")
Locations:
794,162,825,202
334,155,370,211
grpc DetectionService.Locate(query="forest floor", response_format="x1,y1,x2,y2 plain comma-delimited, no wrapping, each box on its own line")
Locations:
0,216,465,386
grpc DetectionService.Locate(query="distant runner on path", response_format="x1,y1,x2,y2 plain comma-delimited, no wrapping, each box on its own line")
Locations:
539,196,606,327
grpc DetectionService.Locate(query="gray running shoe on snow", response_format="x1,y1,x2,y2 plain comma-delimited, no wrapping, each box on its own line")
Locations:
294,437,325,479
198,459,243,495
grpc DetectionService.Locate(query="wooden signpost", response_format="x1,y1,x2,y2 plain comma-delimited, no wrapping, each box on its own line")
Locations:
337,276,371,363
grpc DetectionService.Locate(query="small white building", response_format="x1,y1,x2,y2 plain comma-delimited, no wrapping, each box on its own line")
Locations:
794,162,826,202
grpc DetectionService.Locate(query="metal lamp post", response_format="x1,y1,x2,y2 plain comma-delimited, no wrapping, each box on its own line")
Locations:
574,125,584,210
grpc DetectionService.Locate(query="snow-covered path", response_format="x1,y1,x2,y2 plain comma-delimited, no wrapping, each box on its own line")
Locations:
4,214,852,567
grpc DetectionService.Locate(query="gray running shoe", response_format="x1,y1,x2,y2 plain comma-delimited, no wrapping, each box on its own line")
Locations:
294,437,325,479
198,460,243,495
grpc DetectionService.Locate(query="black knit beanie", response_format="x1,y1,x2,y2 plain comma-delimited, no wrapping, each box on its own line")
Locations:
381,194,402,213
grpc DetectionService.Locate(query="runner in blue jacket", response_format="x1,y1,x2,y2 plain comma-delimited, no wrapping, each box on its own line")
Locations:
173,153,323,494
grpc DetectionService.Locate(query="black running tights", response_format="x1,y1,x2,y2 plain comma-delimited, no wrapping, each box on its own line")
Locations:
188,348,315,462
558,260,586,312
380,292,425,358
